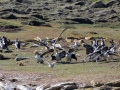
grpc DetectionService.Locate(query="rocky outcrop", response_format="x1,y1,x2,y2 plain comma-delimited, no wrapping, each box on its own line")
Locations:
0,80,120,90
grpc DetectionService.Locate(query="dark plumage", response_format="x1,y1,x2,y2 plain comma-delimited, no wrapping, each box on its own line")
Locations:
14,38,21,50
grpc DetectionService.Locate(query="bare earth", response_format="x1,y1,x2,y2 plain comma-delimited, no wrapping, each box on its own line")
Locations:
1,68,120,88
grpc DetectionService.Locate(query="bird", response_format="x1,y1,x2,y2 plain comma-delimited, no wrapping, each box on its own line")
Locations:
51,50,66,62
16,85,31,90
65,49,77,62
14,38,21,51
45,61,56,68
34,50,44,64
55,50,61,62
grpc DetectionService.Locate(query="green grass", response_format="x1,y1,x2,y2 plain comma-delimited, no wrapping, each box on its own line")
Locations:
0,19,120,84
0,19,22,26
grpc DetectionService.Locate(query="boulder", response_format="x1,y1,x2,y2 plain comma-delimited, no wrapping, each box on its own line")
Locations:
36,84,50,90
1,14,18,19
61,85,78,90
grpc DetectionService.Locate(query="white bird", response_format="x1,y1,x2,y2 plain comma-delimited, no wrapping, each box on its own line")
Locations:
66,51,77,62
34,50,44,64
70,41,79,49
45,61,56,68
30,44,39,48
55,50,61,61
16,85,31,90
66,51,72,61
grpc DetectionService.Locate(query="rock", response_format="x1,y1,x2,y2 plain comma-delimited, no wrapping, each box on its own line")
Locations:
21,20,51,27
90,0,106,8
66,17,93,24
46,82,77,90
18,62,24,66
1,14,18,19
87,32,98,35
28,20,45,26
61,84,78,90
106,80,120,87
85,37,93,40
45,85,63,90
113,87,120,90
65,37,73,43
100,85,112,90
16,85,31,90
36,84,50,90
0,86,5,90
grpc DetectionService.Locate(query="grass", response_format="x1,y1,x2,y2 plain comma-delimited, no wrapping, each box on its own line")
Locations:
0,19,120,84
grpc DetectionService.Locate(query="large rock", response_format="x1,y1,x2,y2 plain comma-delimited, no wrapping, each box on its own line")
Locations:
1,14,18,19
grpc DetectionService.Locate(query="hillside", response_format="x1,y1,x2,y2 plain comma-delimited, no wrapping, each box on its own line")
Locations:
0,0,120,26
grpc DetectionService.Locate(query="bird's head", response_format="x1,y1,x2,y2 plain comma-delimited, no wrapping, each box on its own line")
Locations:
34,50,40,55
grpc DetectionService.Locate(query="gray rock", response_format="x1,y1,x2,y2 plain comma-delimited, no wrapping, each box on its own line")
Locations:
61,85,78,90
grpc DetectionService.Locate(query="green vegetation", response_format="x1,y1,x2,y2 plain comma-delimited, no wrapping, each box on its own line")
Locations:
0,19,120,84
0,19,22,26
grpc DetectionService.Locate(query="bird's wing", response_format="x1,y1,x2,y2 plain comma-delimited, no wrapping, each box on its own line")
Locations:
40,49,54,57
68,48,75,53
59,50,66,58
72,54,77,61
39,41,50,49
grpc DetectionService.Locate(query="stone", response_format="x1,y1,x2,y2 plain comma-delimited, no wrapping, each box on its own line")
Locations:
61,84,78,90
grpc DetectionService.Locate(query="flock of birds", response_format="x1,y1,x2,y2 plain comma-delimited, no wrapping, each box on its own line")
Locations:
0,28,120,68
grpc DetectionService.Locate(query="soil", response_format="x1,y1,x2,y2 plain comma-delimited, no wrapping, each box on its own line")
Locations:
0,25,21,33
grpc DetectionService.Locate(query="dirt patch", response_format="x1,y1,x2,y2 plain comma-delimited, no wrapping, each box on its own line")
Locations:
0,25,21,32
0,70,66,86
